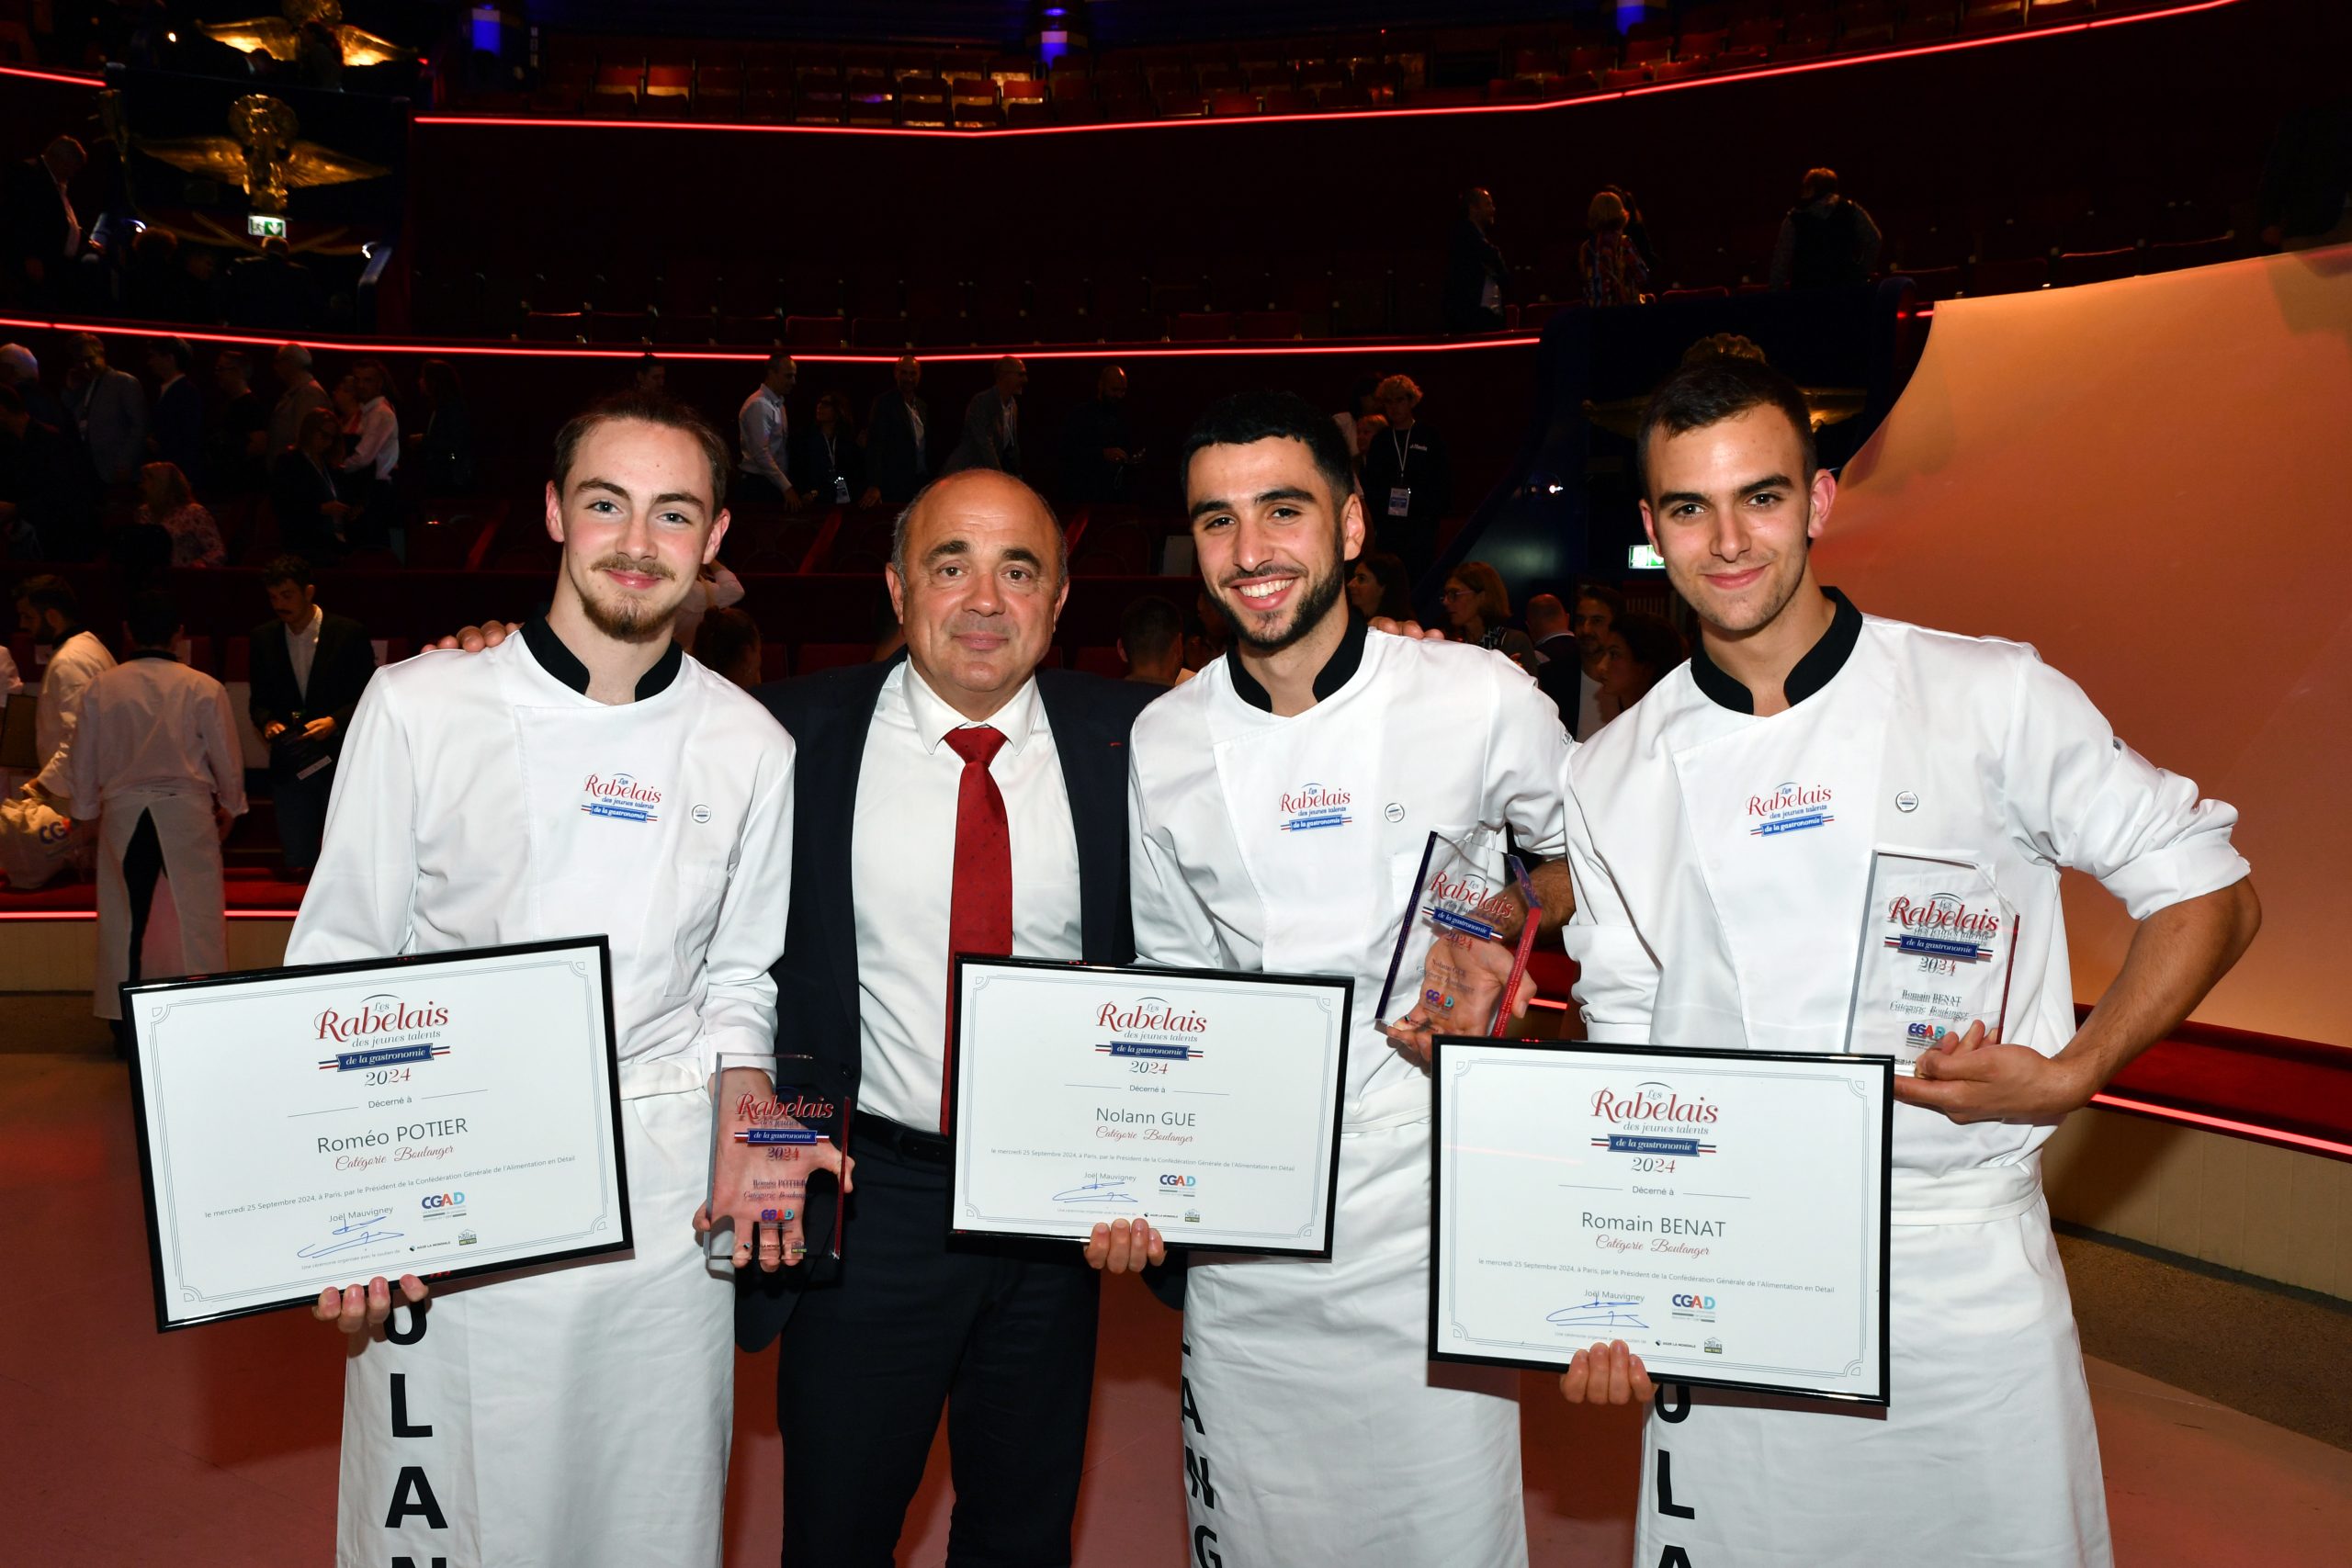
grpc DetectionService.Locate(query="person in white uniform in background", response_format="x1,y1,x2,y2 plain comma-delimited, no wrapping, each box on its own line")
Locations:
62,589,243,1049
293,392,824,1568
14,573,117,803
1557,353,2261,1566
1103,390,1573,1568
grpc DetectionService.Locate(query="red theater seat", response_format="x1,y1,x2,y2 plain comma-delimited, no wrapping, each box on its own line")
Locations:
785,315,846,346
1234,310,1303,340
1894,265,1964,300
2141,234,2238,273
1969,256,2050,294
1171,311,1233,341
2051,246,2141,287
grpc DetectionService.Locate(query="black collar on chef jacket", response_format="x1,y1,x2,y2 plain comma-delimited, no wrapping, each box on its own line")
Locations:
1690,586,1862,716
523,615,683,702
1228,612,1369,715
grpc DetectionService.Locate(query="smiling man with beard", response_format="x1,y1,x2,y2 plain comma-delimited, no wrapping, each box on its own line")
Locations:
289,391,816,1568
1099,389,1577,1567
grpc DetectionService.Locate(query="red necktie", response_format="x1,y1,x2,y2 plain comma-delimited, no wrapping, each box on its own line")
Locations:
942,726,1012,1133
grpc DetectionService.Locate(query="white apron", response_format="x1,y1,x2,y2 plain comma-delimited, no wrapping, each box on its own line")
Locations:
1131,637,1573,1568
295,637,795,1568
337,1086,733,1568
93,788,223,1021
1559,613,2258,1567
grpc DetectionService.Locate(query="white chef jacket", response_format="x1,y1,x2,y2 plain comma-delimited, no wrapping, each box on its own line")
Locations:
1,645,19,694
292,620,795,1568
1129,623,1571,1568
1562,591,2249,1566
28,627,115,800
64,652,246,1019
852,660,1082,1131
288,620,794,1099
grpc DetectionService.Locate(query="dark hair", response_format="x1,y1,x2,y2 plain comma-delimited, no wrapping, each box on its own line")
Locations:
0,384,22,417
1634,355,1816,495
1612,610,1688,683
1180,389,1359,513
420,358,462,405
1802,166,1840,201
13,573,79,621
147,335,193,374
1355,551,1413,620
695,604,762,682
1574,581,1627,621
214,349,250,378
125,589,180,648
548,391,730,513
260,554,313,591
1119,594,1183,665
763,349,794,377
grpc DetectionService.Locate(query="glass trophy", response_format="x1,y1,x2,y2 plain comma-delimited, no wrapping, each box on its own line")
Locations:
1842,851,2019,1071
1374,829,1544,1044
706,1052,849,1265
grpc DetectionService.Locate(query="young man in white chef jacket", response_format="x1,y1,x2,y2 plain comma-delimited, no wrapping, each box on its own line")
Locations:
1557,353,2260,1566
291,393,820,1568
1102,389,1573,1567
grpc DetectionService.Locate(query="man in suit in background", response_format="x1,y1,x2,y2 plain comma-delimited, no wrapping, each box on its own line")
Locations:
269,407,355,564
739,466,1156,1567
145,336,203,485
247,554,376,874
944,355,1027,477
861,353,933,510
1532,583,1621,741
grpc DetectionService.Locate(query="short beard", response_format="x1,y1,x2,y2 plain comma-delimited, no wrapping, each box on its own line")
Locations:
1216,558,1348,656
571,555,680,643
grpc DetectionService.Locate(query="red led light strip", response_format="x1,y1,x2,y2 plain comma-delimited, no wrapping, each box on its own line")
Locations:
0,62,105,87
0,909,300,919
0,313,1539,363
401,0,2240,141
2087,1092,2352,1162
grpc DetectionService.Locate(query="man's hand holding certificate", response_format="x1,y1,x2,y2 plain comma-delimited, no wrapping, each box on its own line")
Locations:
949,958,1351,1258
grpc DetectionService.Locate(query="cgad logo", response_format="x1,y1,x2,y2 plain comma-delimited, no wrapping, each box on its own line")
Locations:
1159,1174,1198,1189
1671,1292,1716,1310
421,1191,466,1211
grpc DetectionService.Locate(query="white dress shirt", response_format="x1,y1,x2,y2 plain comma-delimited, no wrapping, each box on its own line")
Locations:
738,385,790,489
286,603,323,695
341,395,400,479
851,661,1082,1131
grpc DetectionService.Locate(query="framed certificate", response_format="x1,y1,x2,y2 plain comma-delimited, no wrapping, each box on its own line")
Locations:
947,956,1351,1257
1430,1038,1893,1404
123,938,631,1332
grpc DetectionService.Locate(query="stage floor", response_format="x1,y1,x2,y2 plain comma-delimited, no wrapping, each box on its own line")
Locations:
4,1006,2346,1566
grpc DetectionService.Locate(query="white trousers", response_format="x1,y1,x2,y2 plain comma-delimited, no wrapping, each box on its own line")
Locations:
1181,1117,1528,1568
1635,1187,2111,1566
93,790,222,1021
335,1087,734,1568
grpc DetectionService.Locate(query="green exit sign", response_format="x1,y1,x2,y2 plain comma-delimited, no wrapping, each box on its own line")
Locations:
247,214,287,240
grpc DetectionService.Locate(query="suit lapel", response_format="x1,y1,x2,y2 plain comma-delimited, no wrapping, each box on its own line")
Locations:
813,660,897,1021
1038,673,1116,962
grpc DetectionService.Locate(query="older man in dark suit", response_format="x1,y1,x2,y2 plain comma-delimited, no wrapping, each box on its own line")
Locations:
943,355,1027,477
860,352,933,509
247,554,376,873
740,466,1154,1567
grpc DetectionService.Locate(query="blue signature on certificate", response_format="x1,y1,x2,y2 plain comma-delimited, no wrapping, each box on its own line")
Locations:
1052,1179,1136,1205
297,1211,404,1260
1548,1298,1649,1330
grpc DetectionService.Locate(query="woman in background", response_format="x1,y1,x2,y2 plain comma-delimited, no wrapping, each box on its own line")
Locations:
1346,551,1414,623
1441,560,1537,672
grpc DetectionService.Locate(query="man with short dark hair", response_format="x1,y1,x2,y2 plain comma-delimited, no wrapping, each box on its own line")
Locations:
737,351,800,505
65,333,145,489
944,355,1027,476
1117,592,1186,685
861,353,931,509
1444,185,1509,333
63,589,244,1047
1539,581,1621,740
1558,353,2260,1566
289,391,807,1568
144,336,202,483
1105,389,1573,1567
1770,166,1883,290
207,349,270,496
1059,363,1138,503
248,555,375,874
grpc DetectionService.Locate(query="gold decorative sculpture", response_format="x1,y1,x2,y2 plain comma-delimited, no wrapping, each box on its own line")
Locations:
138,94,389,215
201,1,416,69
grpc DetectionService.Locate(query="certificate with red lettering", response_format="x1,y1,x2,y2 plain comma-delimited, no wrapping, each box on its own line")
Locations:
947,957,1351,1257
1430,1039,1893,1404
122,938,631,1331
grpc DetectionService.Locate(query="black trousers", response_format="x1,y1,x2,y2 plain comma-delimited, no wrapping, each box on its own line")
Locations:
775,1122,1099,1568
112,809,164,1052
